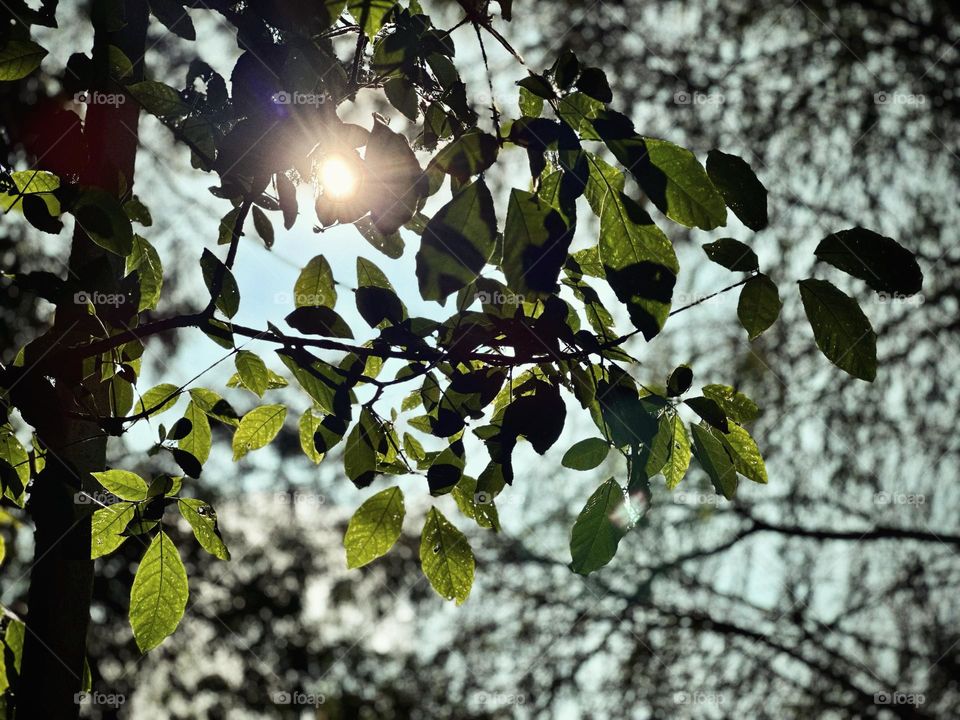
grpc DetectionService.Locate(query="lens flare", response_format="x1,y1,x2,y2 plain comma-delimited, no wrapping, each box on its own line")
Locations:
319,154,360,201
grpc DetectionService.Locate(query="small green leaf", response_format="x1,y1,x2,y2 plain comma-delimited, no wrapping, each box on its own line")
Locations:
517,74,555,99
72,189,134,256
415,178,497,302
706,149,768,231
344,486,405,568
252,205,274,248
814,227,922,296
347,0,396,39
503,189,573,295
129,531,189,652
92,469,149,501
569,478,627,575
690,424,738,499
92,502,135,558
293,255,337,308
684,396,729,433
702,384,759,424
575,67,613,103
428,130,499,181
298,408,325,463
0,40,47,81
126,234,163,311
719,424,767,485
178,401,212,464
420,507,474,604
232,405,287,460
798,278,877,382
646,413,691,489
178,498,230,560
135,383,180,417
127,80,189,118
234,350,269,397
737,273,782,340
702,238,759,272
561,438,610,471
284,306,354,338
200,248,240,318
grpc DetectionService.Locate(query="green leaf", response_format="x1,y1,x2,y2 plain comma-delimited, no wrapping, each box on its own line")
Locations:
189,388,240,427
0,40,47,81
73,189,134,256
569,478,627,575
92,502,135,558
666,365,693,397
503,189,573,295
93,469,149,501
518,87,544,118
690,423,738,499
684,396,729,433
199,248,240,318
344,408,380,488
553,49,580,89
451,475,500,531
416,178,497,302
129,531,189,652
127,80,189,118
814,227,922,296
178,401,212,465
298,408,325,463
642,138,727,230
354,216,405,259
646,413,691,489
126,234,163,311
178,498,230,560
798,278,877,382
719,424,767,485
702,238,759,272
702,384,759,424
234,350,269,397
348,0,396,39
428,130,499,181
252,206,274,248
285,306,354,338
232,405,287,460
555,92,603,140
365,117,425,234
517,74,555,99
0,425,30,501
575,67,613,103
294,255,337,308
135,383,180,417
737,273,782,340
420,507,474,604
561,438,610,471
344,486,405,568
706,149,768,231
584,153,678,340
385,76,419,120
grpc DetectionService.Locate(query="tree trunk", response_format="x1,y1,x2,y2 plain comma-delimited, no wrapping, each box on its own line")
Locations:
17,1,147,717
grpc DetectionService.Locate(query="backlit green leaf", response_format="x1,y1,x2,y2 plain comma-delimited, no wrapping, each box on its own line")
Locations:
570,478,627,575
344,486,405,568
420,507,474,604
232,405,287,460
799,278,877,381
129,531,189,652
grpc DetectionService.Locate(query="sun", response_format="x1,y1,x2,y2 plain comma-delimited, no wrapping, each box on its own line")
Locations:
318,154,361,201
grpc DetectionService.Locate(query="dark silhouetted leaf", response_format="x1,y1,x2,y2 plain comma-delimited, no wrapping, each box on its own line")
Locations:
799,278,877,381
814,227,922,296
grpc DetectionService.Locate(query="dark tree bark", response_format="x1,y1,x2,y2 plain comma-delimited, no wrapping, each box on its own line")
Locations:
17,1,148,717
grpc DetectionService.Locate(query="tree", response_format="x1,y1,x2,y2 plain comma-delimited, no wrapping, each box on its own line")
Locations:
0,1,923,717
